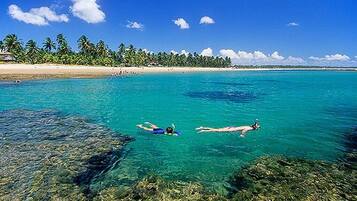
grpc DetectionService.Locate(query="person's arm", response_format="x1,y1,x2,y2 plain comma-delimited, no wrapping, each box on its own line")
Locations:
240,128,251,137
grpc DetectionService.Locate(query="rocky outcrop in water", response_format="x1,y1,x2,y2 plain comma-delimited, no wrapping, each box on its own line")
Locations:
95,175,226,201
228,155,357,201
91,153,356,200
0,109,133,200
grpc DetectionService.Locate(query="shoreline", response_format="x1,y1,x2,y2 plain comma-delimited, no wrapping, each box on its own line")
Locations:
0,64,356,80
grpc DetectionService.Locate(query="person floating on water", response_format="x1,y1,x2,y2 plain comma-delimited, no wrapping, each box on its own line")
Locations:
195,120,260,137
136,122,180,136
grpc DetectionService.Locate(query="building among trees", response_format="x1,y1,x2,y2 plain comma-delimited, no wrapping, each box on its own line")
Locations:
0,52,15,62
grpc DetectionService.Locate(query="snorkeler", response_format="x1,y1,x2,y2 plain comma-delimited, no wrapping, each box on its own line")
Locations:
136,122,180,136
196,120,260,137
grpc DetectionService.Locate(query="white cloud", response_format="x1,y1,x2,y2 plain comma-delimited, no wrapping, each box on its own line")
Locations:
142,49,153,54
200,48,213,57
126,21,144,30
287,22,299,27
200,16,215,24
309,54,350,61
219,49,239,59
286,56,305,63
180,50,189,56
219,49,304,65
309,56,321,61
271,51,284,60
253,51,268,60
170,50,190,56
325,54,350,61
8,4,68,26
170,50,178,55
174,18,190,29
71,0,105,23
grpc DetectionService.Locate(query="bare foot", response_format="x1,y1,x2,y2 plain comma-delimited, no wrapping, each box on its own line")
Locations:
195,127,204,130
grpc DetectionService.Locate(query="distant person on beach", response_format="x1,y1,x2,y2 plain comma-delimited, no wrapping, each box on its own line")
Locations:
196,120,260,137
137,122,180,136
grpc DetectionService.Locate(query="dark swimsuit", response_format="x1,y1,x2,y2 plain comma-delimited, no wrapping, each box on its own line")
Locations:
151,128,181,135
152,128,165,134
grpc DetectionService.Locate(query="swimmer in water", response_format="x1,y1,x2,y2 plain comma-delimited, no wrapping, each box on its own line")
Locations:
196,120,260,137
136,122,179,136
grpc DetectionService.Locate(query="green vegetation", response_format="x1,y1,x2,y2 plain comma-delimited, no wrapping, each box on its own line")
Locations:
0,34,231,67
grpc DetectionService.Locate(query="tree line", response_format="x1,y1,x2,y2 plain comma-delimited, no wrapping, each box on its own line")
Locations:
0,34,231,67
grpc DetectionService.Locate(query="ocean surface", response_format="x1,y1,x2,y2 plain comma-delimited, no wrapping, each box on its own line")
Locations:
1,71,356,193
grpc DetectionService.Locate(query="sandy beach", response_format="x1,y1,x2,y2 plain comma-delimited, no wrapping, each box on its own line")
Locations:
0,64,356,80
0,64,236,80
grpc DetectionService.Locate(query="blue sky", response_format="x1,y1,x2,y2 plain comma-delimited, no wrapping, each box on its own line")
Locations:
1,0,356,66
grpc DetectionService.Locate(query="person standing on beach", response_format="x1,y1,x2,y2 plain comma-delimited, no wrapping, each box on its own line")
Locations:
196,120,260,137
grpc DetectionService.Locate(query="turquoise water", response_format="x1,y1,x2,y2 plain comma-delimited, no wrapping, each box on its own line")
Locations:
1,71,356,193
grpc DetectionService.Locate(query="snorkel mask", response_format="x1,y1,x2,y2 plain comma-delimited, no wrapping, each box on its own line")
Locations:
254,119,260,129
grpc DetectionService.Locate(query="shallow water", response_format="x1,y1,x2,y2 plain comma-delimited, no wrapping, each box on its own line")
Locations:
0,71,356,193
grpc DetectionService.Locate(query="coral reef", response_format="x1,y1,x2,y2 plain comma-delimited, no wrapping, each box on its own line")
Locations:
229,155,357,201
96,175,226,201
0,109,133,200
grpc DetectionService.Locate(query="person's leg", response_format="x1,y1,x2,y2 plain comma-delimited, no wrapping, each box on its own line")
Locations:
136,124,154,131
196,126,216,130
144,122,159,129
198,127,243,133
198,128,226,133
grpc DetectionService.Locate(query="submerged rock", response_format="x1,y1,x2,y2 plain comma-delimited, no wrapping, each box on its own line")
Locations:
95,175,226,201
185,90,261,103
0,109,133,200
93,155,356,201
228,155,357,201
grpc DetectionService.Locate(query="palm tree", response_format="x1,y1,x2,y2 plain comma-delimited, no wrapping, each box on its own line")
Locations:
0,34,231,67
78,35,93,55
117,43,126,63
124,44,136,66
96,40,108,57
56,34,70,55
3,34,24,62
0,41,4,52
3,34,22,53
43,37,56,52
26,40,39,64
